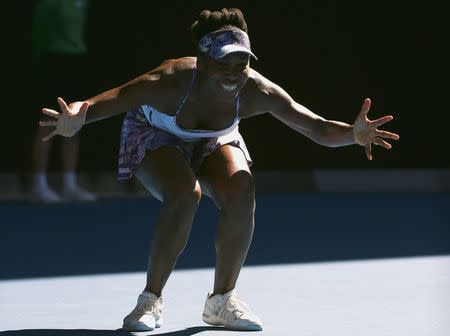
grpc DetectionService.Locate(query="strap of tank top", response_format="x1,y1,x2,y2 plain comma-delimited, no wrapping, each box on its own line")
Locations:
236,95,241,119
175,69,197,116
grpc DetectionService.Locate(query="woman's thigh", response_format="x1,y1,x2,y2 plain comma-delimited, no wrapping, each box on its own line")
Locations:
197,144,253,208
135,147,200,202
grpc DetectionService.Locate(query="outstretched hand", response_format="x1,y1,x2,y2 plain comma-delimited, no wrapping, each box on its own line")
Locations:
353,98,399,160
39,97,89,141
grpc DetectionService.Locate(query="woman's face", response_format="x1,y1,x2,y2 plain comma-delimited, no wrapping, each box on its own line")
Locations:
198,52,250,100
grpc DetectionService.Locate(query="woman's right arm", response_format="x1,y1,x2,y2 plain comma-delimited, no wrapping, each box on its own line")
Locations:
40,70,168,141
83,71,164,123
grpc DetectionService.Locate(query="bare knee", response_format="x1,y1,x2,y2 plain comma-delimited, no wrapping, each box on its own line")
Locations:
215,172,255,216
162,181,202,213
155,182,202,242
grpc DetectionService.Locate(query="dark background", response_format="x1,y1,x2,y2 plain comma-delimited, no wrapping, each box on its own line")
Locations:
8,0,450,174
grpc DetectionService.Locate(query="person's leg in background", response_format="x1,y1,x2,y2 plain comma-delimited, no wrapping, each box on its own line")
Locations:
30,122,61,203
30,53,95,203
31,111,96,203
60,134,96,201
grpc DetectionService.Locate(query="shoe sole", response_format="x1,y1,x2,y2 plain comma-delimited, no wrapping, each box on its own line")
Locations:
122,323,154,332
122,319,162,331
202,313,262,331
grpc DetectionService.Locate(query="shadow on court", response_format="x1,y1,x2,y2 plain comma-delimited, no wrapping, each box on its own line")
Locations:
0,326,224,336
1,193,449,280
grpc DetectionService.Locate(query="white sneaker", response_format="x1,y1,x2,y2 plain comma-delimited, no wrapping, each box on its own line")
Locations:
122,291,163,331
30,187,62,204
61,186,96,202
202,289,262,331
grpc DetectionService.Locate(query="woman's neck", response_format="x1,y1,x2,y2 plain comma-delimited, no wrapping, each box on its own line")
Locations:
190,74,239,105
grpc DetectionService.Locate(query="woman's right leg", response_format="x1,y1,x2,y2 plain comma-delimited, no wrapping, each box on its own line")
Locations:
134,147,201,297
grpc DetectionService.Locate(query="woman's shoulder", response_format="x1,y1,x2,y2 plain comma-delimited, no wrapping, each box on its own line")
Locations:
241,68,274,102
154,57,197,84
239,68,289,118
245,68,278,93
138,57,197,113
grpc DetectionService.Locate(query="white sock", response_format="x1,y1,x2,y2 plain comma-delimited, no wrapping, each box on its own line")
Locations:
63,171,77,190
141,291,159,298
33,173,48,190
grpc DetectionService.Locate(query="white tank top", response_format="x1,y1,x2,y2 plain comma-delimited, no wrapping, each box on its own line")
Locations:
141,69,241,142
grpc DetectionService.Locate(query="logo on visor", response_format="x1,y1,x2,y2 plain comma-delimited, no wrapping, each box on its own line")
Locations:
198,29,254,59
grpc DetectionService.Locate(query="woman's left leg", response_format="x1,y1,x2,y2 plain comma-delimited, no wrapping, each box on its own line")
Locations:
198,144,262,331
198,144,255,295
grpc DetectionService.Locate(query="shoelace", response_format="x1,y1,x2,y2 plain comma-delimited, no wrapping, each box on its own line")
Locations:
137,298,162,316
219,293,253,320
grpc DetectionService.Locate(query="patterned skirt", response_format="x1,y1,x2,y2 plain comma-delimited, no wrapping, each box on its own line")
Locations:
117,108,252,179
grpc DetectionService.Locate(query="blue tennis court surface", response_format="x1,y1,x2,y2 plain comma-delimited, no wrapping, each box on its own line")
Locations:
1,193,449,335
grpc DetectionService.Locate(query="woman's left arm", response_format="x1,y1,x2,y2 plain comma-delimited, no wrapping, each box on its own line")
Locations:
266,84,399,160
